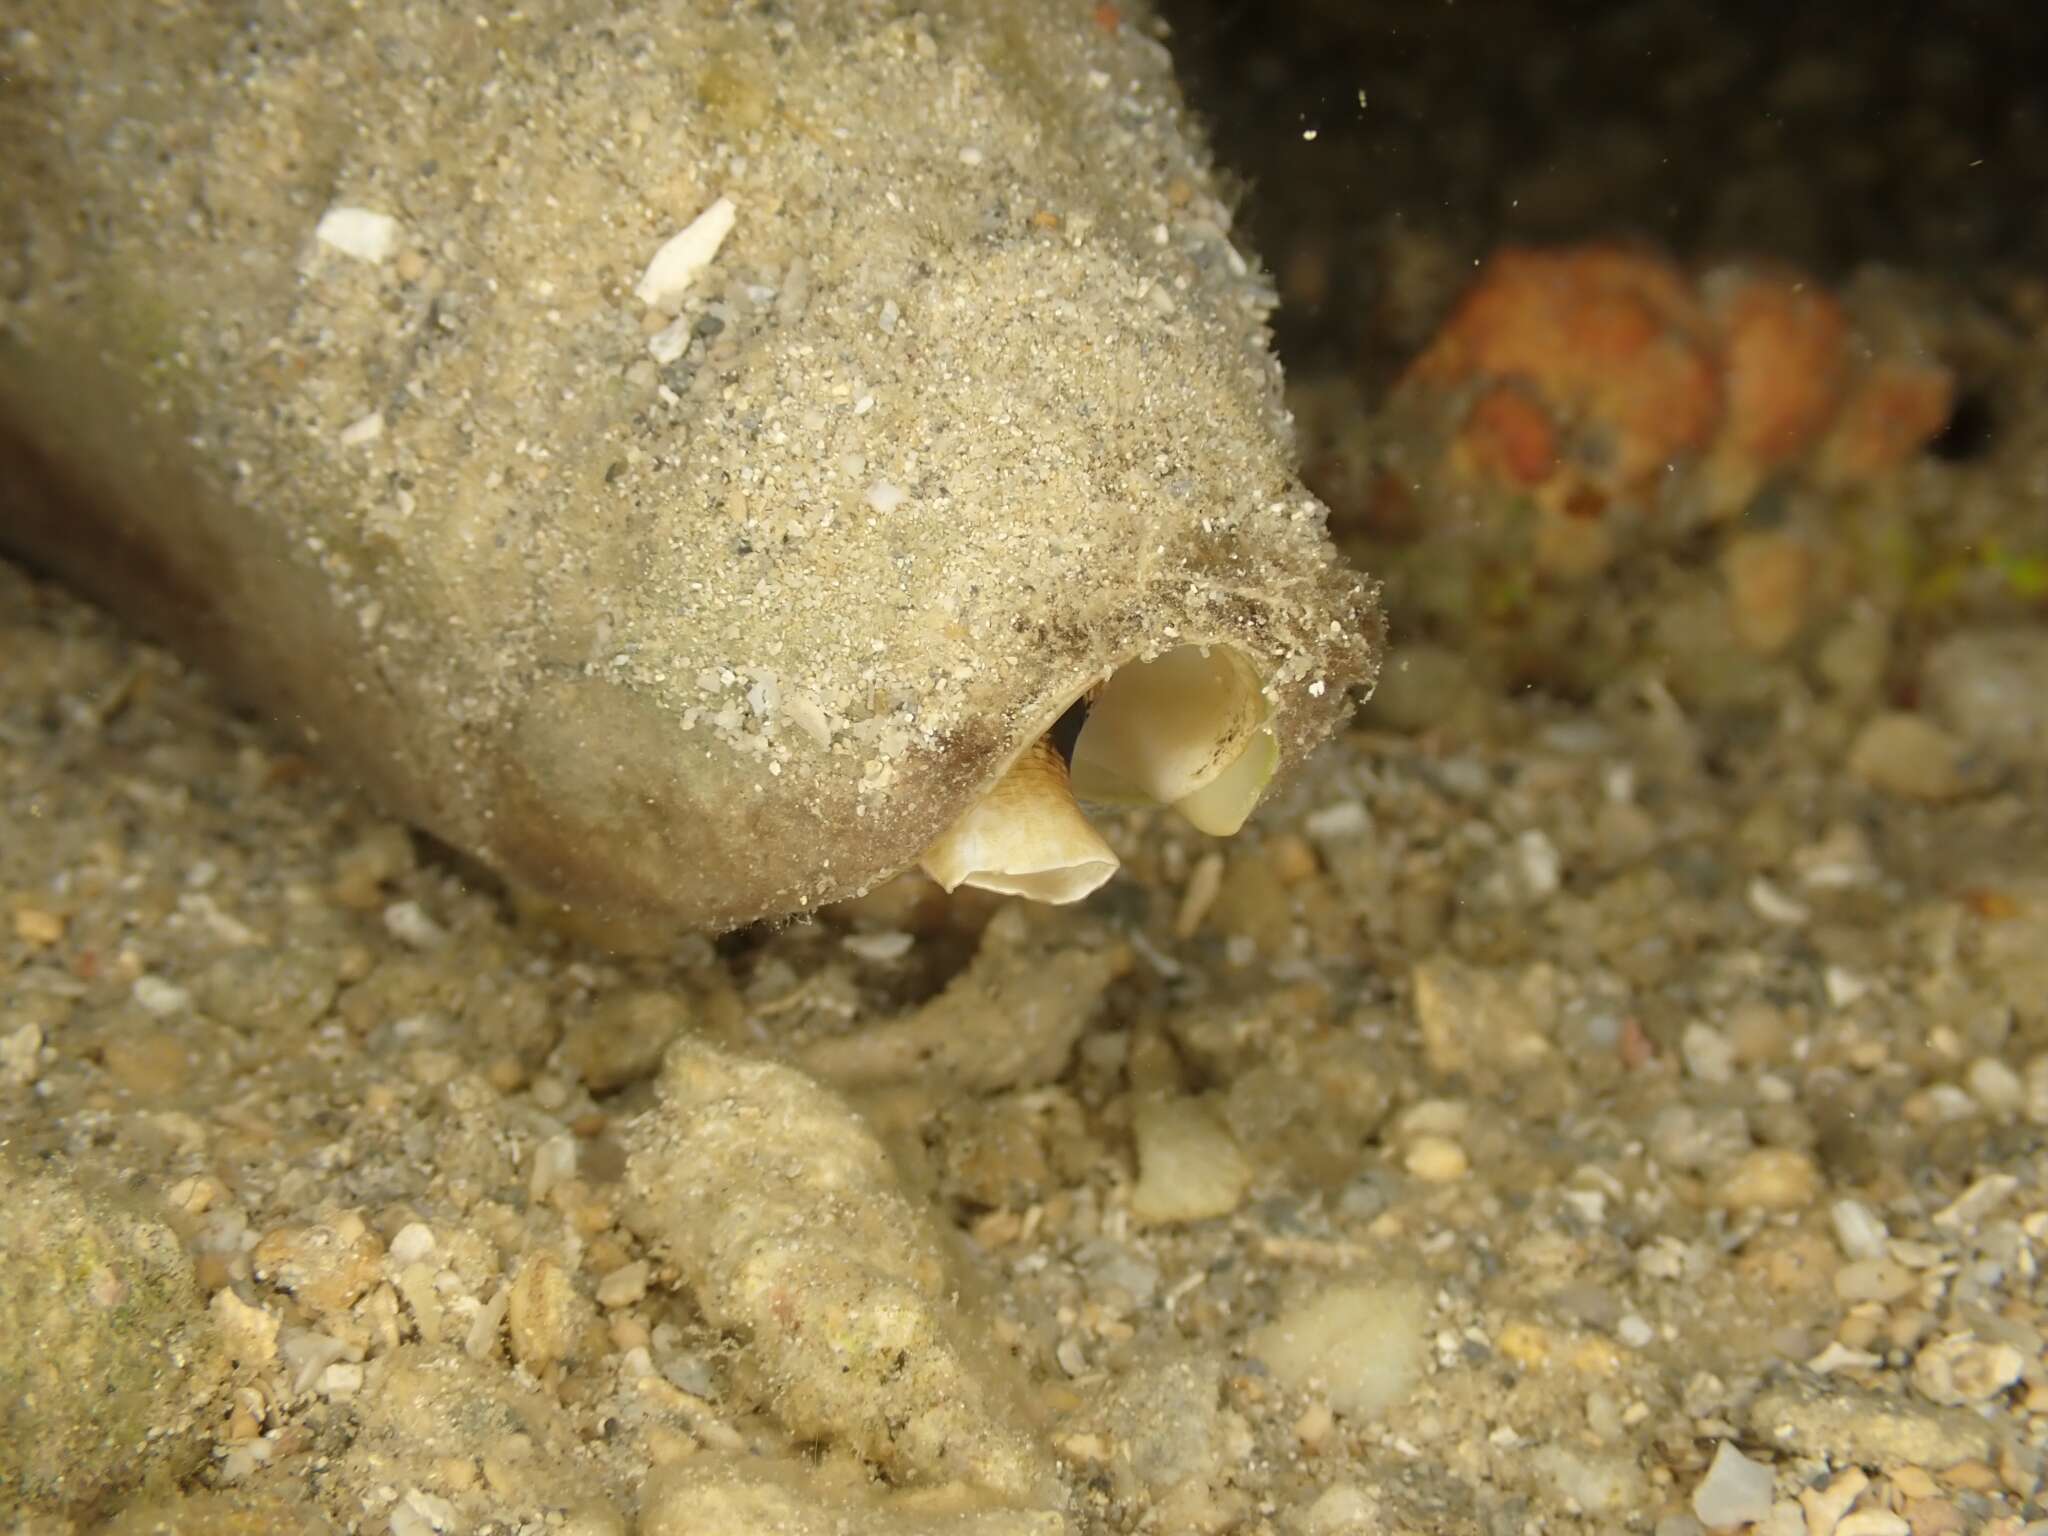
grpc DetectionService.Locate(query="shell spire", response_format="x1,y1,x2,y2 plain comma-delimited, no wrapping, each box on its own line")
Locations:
920,736,1119,903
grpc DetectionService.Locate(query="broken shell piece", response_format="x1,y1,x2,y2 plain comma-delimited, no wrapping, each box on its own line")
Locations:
919,736,1118,903
634,195,738,311
1070,645,1279,836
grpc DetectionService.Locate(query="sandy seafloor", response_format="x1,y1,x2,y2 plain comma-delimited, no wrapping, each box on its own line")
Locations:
9,1,2048,1532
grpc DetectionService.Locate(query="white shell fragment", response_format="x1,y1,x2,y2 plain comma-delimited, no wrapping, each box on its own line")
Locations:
314,205,398,264
920,736,1118,903
634,195,738,311
338,411,384,447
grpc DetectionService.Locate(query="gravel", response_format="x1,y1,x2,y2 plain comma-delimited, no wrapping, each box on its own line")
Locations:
7,2,2048,1532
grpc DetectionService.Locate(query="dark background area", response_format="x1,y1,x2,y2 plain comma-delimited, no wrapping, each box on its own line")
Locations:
1154,0,2048,368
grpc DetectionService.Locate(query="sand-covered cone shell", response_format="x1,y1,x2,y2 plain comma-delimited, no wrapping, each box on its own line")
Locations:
0,0,1379,932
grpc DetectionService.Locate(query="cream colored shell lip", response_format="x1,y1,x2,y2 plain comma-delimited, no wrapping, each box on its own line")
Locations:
918,643,1279,903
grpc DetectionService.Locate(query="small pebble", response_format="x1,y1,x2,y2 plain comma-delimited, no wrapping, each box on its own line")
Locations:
1889,1238,1941,1269
1846,713,1968,801
1,1021,44,1087
1964,1057,2025,1117
1409,955,1556,1089
1692,1440,1775,1529
1932,1172,2017,1230
1912,1333,2024,1405
1713,1148,1821,1211
1129,1096,1252,1224
1747,876,1811,926
1682,1022,1737,1084
1650,1104,1751,1173
1921,626,2048,766
1403,1135,1469,1182
1175,851,1227,939
211,1288,281,1368
1823,966,1873,1008
1055,1334,1088,1377
280,1330,350,1394
253,1219,386,1317
315,204,399,263
317,1361,364,1398
1293,1399,1335,1450
1834,1258,1917,1304
1904,1083,1978,1125
1722,531,1814,654
1516,828,1561,898
1736,1003,1802,1064
1398,1098,1470,1138
1889,1467,1937,1500
1829,1199,1890,1261
382,900,449,950
1798,1467,1868,1535
1303,1485,1379,1534
388,1223,436,1266
1793,823,1879,888
528,1134,578,1205
1304,801,1371,841
398,1488,459,1536
647,316,692,364
2026,1055,2048,1124
1832,1512,1908,1536
840,929,914,962
1530,1444,1646,1515
1247,1281,1430,1418
12,906,64,945
596,1260,650,1310
131,975,191,1018
559,991,690,1094
507,1254,594,1373
1807,1341,1882,1374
